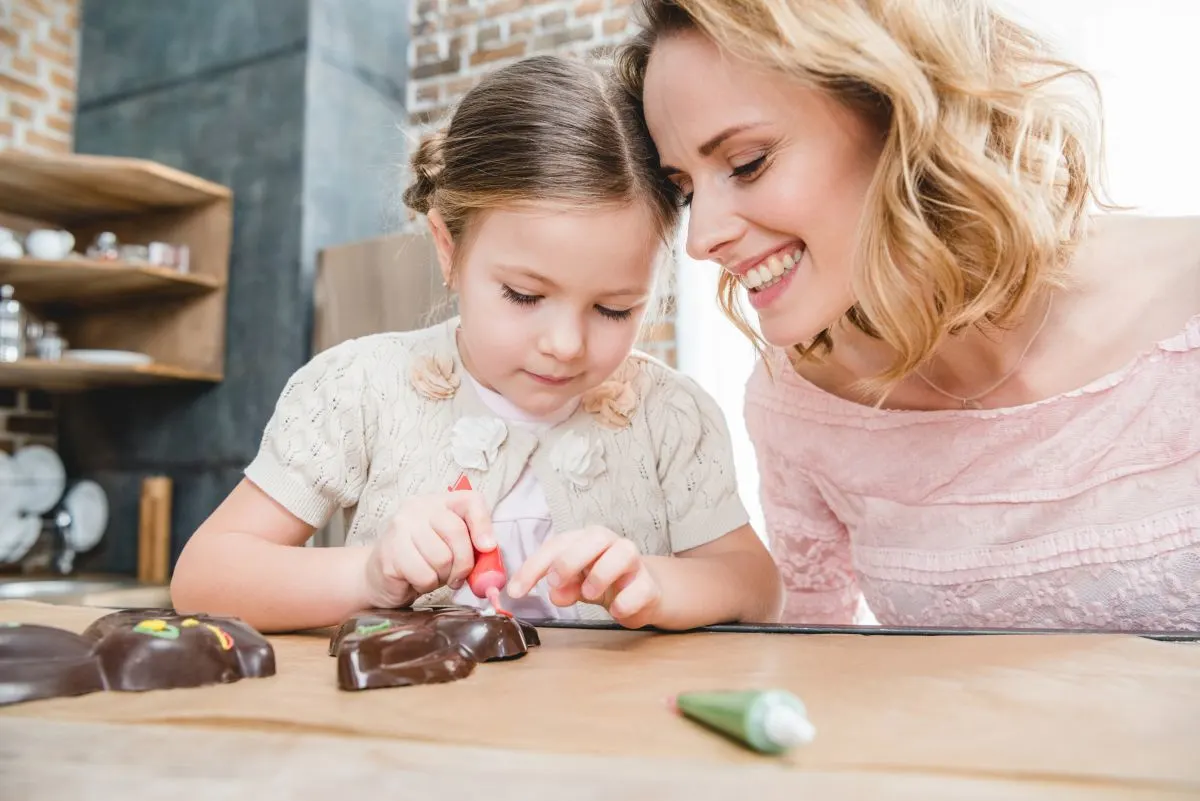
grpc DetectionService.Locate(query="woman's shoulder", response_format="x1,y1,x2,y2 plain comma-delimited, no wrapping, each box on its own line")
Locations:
1058,213,1200,360
1074,213,1200,313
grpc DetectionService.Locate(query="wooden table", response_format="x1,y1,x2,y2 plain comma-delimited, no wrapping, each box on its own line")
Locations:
2,601,1198,800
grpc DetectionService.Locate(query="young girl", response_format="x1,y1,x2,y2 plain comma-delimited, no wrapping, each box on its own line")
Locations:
170,55,782,633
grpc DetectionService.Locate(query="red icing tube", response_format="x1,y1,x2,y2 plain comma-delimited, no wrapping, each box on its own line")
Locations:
469,549,512,617
468,547,507,597
449,473,511,617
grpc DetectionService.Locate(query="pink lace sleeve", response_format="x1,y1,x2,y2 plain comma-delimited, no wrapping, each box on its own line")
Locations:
746,366,861,624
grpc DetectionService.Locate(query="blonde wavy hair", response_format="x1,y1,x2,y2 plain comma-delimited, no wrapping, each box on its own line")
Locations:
614,0,1111,396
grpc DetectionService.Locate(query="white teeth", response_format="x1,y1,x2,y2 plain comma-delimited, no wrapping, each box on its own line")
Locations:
738,248,803,292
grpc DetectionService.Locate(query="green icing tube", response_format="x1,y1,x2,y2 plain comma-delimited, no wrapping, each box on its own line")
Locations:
675,689,816,754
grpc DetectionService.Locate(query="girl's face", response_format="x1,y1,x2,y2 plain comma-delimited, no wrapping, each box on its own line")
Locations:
431,201,662,417
642,30,885,349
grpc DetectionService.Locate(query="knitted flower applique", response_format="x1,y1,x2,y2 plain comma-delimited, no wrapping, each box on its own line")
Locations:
581,359,640,430
553,431,606,490
450,417,508,472
410,353,459,401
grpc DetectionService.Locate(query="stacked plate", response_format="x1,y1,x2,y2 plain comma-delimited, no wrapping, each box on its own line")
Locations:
0,445,107,565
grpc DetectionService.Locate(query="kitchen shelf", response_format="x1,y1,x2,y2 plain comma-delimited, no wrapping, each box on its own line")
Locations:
0,150,232,390
0,359,221,392
0,256,221,307
0,150,230,222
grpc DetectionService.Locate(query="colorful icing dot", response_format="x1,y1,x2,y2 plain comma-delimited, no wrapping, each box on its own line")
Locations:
181,618,200,627
134,619,180,640
204,623,234,651
355,620,392,636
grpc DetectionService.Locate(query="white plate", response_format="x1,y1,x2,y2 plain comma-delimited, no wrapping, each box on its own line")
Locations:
62,480,108,552
12,444,66,515
0,513,42,565
0,453,19,523
0,509,20,563
65,349,153,366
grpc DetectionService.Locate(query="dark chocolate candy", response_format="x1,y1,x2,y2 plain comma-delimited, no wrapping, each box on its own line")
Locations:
82,609,276,692
330,606,539,691
0,609,275,706
0,623,106,706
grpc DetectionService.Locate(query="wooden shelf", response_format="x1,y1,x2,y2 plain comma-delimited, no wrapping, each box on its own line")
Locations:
0,257,221,307
0,150,232,389
0,150,230,222
0,359,221,391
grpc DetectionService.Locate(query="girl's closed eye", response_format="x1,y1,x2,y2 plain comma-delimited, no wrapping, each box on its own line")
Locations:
596,304,634,322
501,284,540,306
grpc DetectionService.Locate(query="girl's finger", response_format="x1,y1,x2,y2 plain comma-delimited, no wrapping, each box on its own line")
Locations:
430,508,474,588
579,537,640,602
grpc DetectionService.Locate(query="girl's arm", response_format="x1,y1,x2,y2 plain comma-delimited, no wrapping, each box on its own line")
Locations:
642,523,782,628
170,479,376,633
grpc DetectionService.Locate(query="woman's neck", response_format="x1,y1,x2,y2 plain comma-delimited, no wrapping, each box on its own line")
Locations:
825,287,1055,408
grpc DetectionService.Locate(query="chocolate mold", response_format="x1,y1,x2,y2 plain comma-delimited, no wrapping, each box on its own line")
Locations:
329,606,540,691
0,609,275,706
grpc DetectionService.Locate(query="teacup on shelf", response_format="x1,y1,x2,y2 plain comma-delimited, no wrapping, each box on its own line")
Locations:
0,228,23,259
25,229,75,260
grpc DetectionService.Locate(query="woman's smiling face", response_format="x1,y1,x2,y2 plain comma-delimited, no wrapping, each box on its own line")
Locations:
642,30,885,348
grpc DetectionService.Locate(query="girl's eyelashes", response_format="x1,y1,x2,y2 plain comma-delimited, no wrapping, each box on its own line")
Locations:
502,284,636,321
501,284,540,306
596,305,634,321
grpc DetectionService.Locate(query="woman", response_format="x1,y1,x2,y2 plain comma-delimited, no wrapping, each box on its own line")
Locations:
614,0,1200,631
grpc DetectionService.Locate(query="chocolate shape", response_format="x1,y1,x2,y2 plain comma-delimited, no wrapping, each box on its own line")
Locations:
330,606,539,691
0,609,276,707
0,623,106,706
82,609,276,692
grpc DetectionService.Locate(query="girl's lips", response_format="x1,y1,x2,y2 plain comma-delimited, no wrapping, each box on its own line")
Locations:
525,371,575,386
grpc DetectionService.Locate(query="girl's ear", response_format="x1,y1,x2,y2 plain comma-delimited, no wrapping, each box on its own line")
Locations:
427,209,456,288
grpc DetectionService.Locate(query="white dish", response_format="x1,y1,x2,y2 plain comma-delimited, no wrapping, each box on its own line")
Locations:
0,513,42,564
62,480,108,552
65,349,153,366
0,509,19,563
12,444,66,515
0,452,19,523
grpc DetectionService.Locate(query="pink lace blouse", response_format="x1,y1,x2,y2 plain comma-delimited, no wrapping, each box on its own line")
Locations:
744,314,1200,632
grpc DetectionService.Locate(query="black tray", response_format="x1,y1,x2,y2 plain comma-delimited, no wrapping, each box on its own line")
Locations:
521,619,1200,642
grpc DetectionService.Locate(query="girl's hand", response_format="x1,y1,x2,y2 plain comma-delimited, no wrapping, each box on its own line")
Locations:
507,526,662,628
364,490,494,608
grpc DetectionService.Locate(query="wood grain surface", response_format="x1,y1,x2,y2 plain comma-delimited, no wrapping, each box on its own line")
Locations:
2,600,1197,800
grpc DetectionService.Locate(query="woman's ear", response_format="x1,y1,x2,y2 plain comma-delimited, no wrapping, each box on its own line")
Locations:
427,209,456,289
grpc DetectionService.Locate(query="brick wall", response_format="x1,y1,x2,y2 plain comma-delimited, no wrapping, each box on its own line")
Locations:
0,0,79,453
0,0,79,155
406,0,678,366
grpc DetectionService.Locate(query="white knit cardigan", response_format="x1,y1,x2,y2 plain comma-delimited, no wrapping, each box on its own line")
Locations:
244,318,749,619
